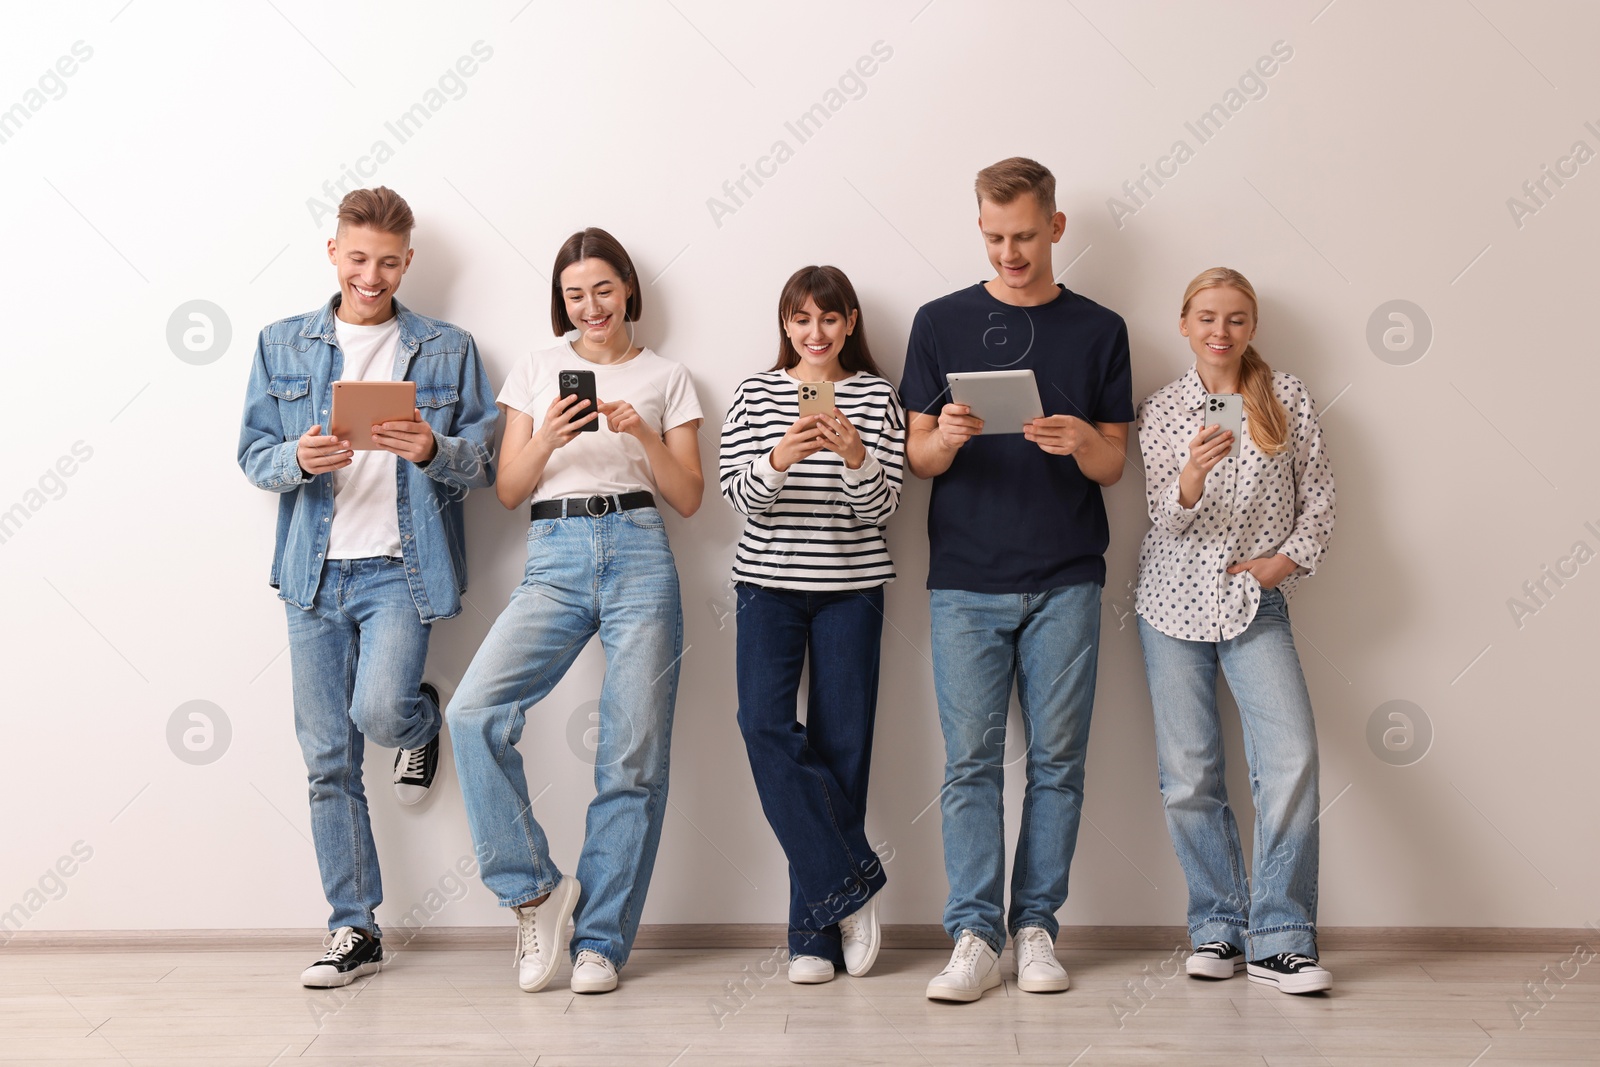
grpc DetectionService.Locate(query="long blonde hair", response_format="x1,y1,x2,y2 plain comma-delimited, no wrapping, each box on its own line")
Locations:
1180,267,1288,456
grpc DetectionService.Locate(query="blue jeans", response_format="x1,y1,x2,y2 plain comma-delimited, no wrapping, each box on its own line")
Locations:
447,508,683,968
735,583,889,965
928,582,1101,952
286,557,441,936
1137,587,1320,959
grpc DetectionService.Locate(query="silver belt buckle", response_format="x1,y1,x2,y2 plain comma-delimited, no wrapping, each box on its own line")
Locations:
585,494,611,517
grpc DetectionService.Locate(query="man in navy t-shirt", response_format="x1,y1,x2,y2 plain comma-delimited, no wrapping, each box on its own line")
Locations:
901,157,1134,1003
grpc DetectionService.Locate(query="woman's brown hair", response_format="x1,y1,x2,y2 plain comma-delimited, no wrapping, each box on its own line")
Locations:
550,228,642,335
1180,267,1288,456
772,265,883,378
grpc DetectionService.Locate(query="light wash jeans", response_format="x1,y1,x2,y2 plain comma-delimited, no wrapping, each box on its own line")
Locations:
286,556,441,936
928,582,1101,952
448,508,683,969
1137,587,1320,959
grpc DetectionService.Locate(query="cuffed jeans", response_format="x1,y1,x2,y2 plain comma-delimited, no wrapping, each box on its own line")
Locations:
928,582,1101,952
448,508,683,969
286,556,441,936
735,582,889,966
1137,587,1320,959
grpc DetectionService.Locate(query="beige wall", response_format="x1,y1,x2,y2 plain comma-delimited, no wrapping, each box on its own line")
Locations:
3,0,1594,933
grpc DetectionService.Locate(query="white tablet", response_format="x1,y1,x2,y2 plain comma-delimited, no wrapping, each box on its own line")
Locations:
946,370,1044,435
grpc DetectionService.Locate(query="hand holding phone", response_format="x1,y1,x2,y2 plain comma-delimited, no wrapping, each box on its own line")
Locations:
559,369,600,433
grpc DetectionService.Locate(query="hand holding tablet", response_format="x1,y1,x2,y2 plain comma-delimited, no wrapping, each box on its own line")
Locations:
946,370,1045,435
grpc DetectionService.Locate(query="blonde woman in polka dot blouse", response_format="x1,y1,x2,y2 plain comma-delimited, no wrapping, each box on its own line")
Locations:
1134,267,1336,996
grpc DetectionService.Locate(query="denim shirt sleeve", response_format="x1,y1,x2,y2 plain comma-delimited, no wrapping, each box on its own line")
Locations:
237,329,310,492
418,333,498,490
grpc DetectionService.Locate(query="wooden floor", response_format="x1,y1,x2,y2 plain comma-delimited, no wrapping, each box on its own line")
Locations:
2,943,1596,1065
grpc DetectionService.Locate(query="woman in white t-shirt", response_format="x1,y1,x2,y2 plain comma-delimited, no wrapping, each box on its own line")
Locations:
447,228,703,997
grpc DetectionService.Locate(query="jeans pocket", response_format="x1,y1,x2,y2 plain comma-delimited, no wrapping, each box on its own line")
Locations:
622,507,666,530
527,519,559,542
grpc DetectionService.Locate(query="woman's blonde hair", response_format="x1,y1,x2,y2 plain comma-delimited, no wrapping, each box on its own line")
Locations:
1180,267,1288,456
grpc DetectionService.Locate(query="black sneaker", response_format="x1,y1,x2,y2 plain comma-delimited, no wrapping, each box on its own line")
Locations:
393,683,441,805
1247,952,1332,994
300,926,383,987
1185,941,1245,979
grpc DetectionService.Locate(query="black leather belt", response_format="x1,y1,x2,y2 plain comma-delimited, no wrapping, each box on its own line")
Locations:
530,491,655,520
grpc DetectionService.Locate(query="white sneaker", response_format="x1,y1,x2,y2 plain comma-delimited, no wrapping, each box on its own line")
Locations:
839,896,881,977
925,930,1000,1002
1013,927,1070,993
512,876,580,993
787,954,836,984
570,949,618,994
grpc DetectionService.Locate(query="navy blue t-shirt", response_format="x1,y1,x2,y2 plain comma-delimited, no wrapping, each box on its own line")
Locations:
899,283,1134,594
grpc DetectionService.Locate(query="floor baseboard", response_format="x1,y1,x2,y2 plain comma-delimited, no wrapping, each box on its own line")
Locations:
3,924,1594,954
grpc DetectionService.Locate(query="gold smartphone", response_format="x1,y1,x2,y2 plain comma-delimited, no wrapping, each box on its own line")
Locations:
330,381,417,450
797,379,835,417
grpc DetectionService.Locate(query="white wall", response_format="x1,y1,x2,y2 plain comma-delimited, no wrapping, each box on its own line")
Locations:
3,0,1596,935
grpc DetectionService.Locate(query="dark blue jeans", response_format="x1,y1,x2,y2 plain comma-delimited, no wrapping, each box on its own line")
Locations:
735,582,889,964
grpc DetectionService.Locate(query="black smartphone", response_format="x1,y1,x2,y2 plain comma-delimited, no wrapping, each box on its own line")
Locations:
558,369,599,432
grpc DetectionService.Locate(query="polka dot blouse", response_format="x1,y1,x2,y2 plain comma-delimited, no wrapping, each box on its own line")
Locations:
1134,366,1336,642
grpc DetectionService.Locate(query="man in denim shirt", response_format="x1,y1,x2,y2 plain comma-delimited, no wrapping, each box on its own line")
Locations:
237,187,497,987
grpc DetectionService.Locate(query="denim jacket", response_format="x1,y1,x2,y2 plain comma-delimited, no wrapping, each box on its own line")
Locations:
237,296,498,623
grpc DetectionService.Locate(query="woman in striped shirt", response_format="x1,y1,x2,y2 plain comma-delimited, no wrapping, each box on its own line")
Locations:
719,265,907,984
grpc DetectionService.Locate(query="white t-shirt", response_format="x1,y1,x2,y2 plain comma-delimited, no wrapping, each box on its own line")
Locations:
327,315,404,560
497,341,703,503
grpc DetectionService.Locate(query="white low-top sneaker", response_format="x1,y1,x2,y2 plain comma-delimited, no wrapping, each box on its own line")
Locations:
570,949,618,994
1013,926,1070,993
839,896,881,977
788,954,836,984
925,930,1000,1002
512,876,580,993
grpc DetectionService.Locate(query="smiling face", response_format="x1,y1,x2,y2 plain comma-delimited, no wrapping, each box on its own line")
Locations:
1180,285,1257,380
327,224,412,325
561,257,633,351
784,296,857,380
978,192,1066,302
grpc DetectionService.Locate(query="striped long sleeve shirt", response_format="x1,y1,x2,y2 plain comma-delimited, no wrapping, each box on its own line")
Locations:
719,370,907,589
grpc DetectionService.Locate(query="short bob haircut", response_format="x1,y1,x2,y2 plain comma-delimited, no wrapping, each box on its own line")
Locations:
550,227,642,335
771,265,883,379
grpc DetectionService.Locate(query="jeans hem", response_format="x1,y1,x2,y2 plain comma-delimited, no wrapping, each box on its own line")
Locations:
501,879,560,910
569,940,620,969
1247,925,1317,959
946,926,1002,954
1190,918,1248,950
